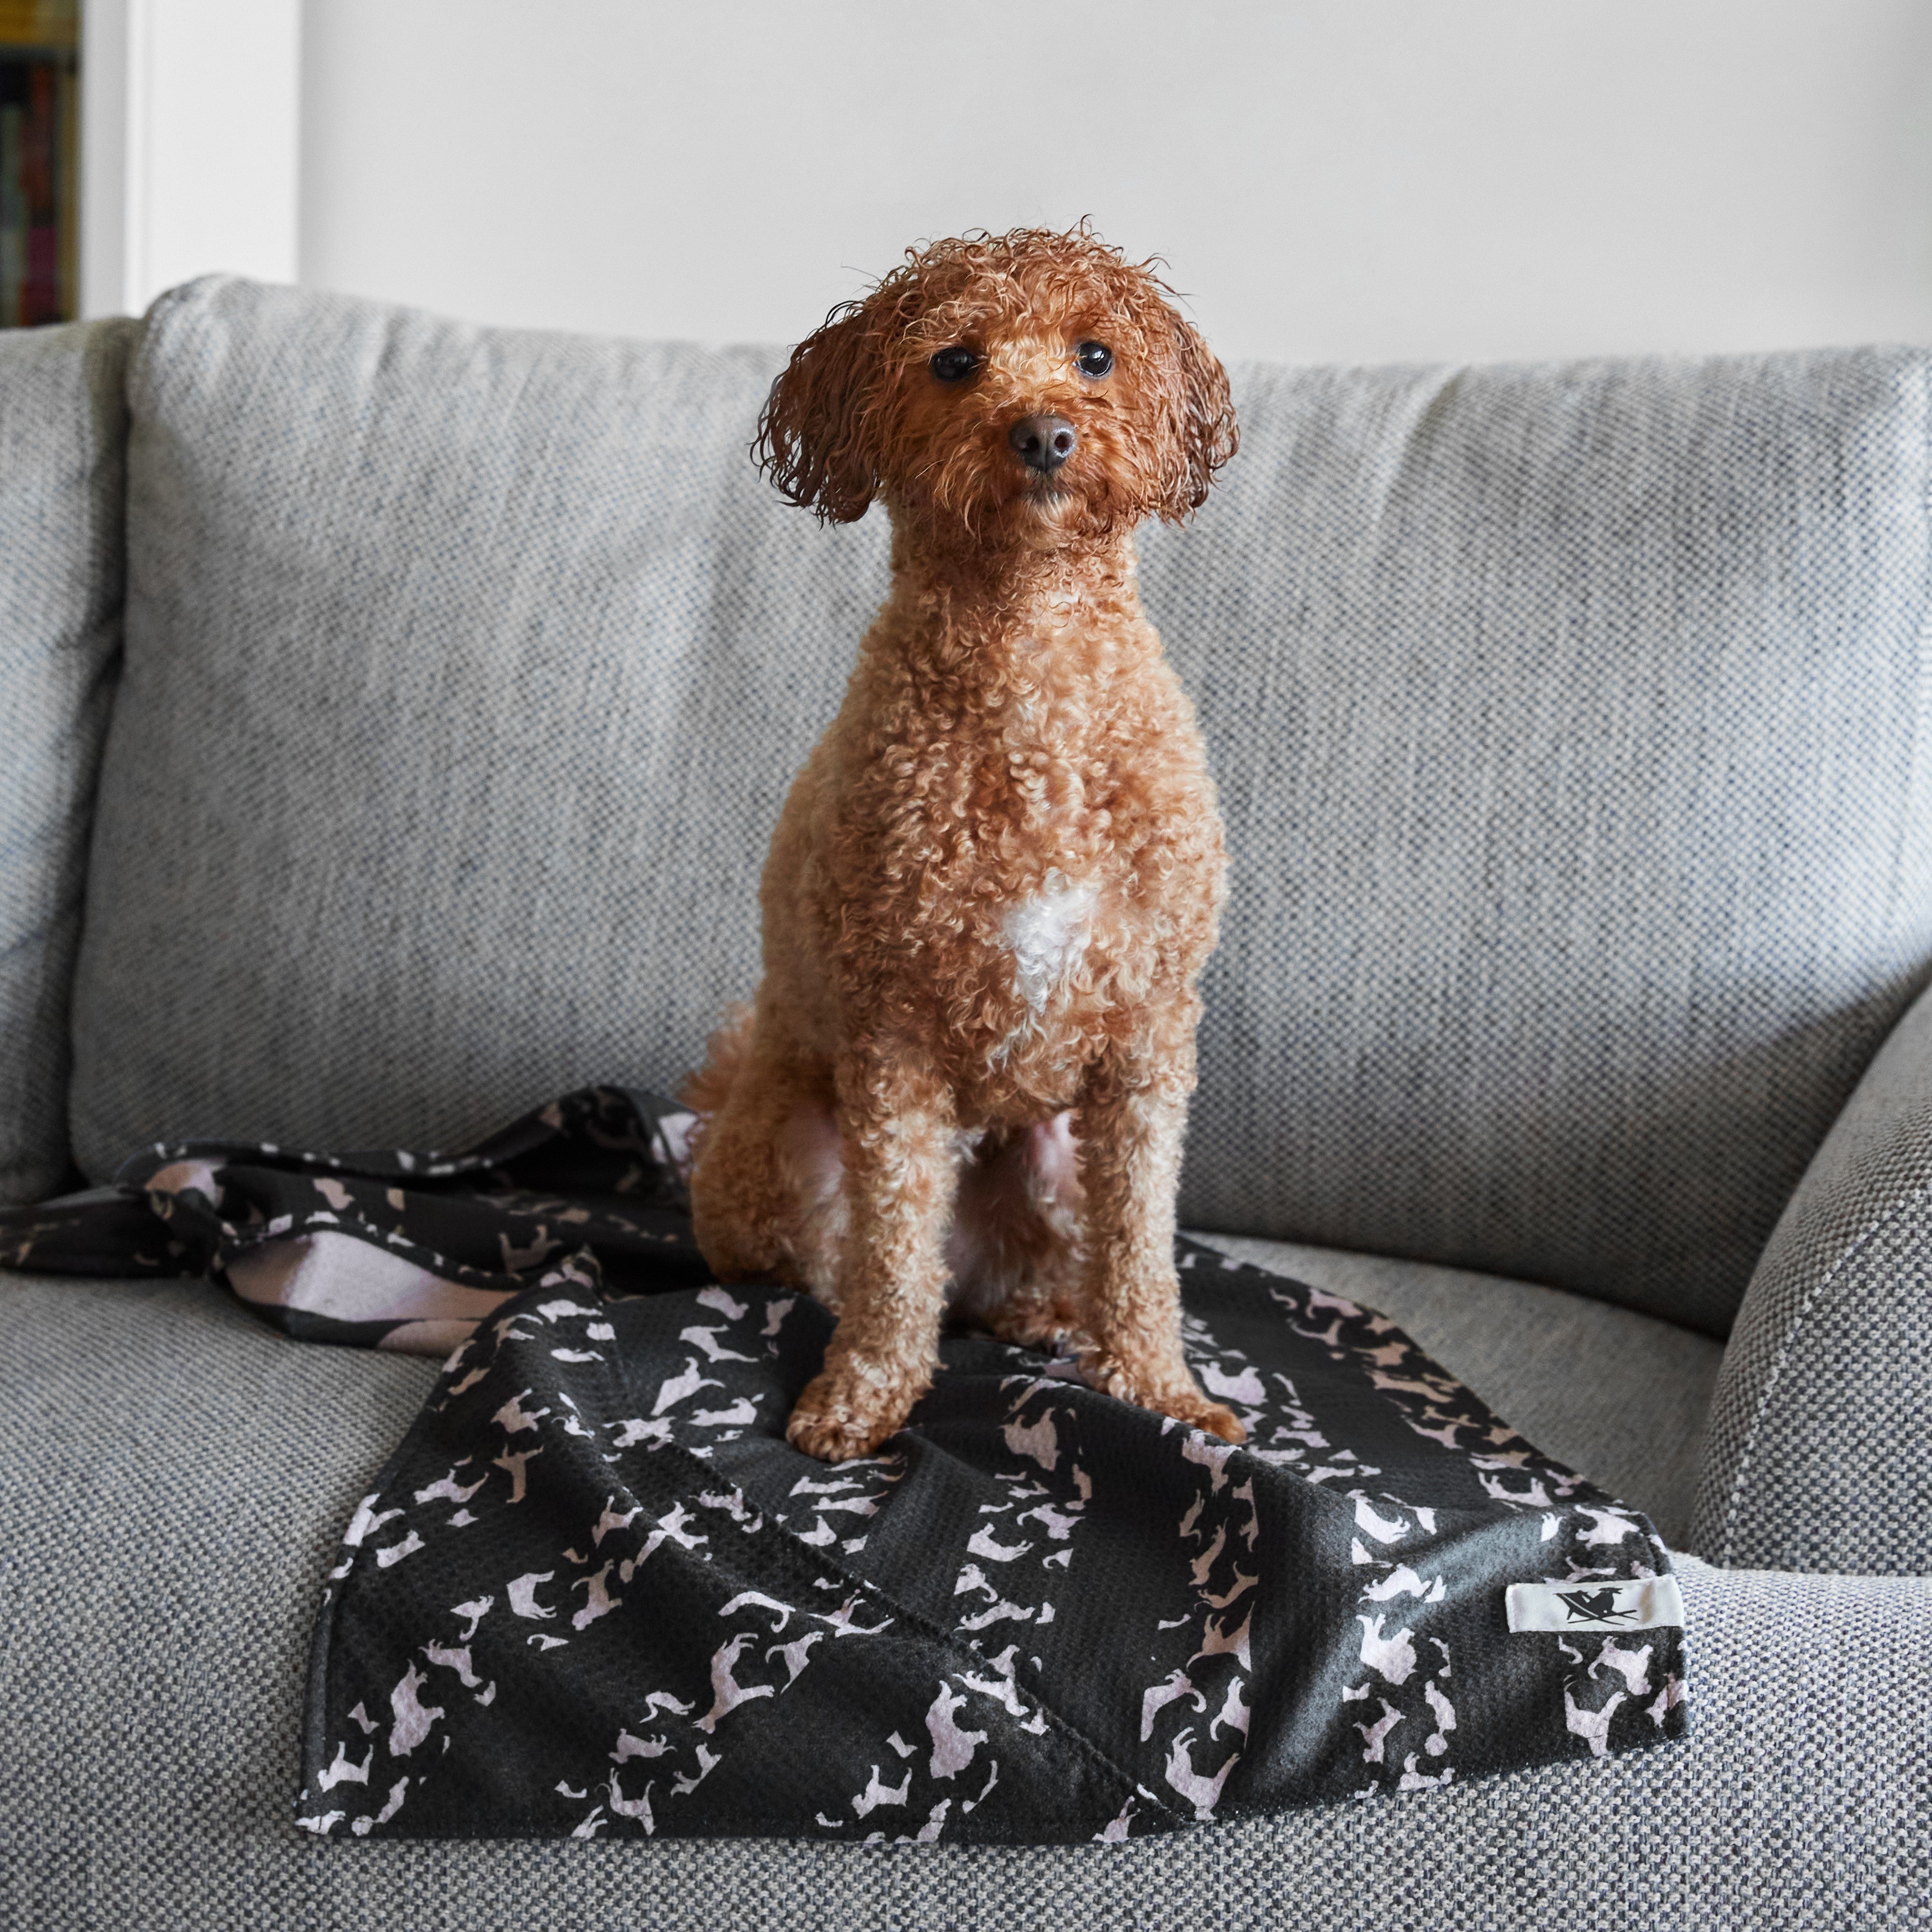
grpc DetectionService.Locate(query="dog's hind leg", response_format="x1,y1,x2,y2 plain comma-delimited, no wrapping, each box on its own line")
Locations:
687,1016,840,1295
949,1113,1086,1350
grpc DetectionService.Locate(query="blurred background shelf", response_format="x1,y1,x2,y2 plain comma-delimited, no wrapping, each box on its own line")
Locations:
0,0,78,326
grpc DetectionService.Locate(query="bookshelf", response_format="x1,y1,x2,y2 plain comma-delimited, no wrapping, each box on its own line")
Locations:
0,0,79,325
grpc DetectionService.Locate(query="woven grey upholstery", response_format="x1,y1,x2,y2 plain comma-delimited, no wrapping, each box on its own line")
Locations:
1190,1232,1722,1548
2,1264,1923,1931
67,279,1932,1344
20,286,1932,1919
69,277,883,1183
1693,976,1932,1573
1146,350,1932,1335
0,318,134,1204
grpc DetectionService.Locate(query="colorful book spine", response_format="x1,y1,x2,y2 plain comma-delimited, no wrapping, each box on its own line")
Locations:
0,69,22,328
0,0,79,328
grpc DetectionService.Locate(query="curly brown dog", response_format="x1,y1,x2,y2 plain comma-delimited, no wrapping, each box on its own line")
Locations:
686,227,1241,1462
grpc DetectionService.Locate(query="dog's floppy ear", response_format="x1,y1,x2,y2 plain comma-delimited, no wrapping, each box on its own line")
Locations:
1153,312,1239,522
755,300,884,524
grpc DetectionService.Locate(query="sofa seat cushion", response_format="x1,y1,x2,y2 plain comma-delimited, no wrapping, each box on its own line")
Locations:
0,1263,1918,1928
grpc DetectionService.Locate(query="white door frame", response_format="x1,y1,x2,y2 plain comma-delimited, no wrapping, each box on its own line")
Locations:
80,0,301,319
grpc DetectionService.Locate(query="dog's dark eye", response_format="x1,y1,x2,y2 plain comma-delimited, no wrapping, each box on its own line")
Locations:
1075,341,1113,377
929,346,978,384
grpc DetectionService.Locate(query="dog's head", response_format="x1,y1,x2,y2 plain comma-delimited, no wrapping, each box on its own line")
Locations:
756,227,1237,545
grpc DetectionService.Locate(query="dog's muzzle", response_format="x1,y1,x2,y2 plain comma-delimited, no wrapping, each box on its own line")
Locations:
1009,414,1077,476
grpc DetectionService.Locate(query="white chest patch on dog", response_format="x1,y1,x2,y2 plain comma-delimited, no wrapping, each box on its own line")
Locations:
1001,874,1097,1014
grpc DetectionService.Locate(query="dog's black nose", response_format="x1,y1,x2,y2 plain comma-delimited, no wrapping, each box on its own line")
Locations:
1009,414,1078,474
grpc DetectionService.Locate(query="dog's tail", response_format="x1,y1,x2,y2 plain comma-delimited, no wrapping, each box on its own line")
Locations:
678,1003,755,1159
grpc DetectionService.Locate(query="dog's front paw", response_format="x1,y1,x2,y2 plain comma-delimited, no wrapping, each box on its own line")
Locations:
1083,1352,1248,1445
786,1366,916,1463
1161,1390,1247,1445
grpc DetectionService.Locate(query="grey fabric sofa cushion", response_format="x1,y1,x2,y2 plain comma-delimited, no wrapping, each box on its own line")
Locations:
0,318,135,1204
69,279,1932,1340
1146,349,1932,1335
1,1263,1920,1929
1694,976,1932,1573
70,276,884,1176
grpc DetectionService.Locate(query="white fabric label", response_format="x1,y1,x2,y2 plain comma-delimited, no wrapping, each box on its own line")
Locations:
1506,1575,1685,1634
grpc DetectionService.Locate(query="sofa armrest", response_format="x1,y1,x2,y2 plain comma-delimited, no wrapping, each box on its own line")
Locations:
0,317,135,1206
1691,975,1932,1571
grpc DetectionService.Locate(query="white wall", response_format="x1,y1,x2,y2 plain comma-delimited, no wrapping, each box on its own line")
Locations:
297,0,1932,365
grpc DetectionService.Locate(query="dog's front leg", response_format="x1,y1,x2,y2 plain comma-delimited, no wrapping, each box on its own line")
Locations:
1075,1039,1245,1444
785,1047,958,1462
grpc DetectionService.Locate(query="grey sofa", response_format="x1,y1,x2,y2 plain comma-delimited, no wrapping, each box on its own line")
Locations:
3,277,1928,1930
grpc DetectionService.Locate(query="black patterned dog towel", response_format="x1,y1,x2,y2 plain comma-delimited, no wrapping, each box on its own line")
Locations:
3,1088,1689,1844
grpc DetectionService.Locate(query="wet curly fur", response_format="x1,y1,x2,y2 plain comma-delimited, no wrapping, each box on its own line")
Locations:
685,227,1241,1461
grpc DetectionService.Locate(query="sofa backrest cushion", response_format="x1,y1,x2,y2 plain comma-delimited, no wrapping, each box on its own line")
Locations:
69,278,1932,1334
0,318,134,1204
1144,350,1932,1333
71,277,884,1194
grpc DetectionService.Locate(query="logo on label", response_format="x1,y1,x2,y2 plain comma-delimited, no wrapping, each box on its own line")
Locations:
1505,1574,1685,1634
1554,1587,1634,1624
